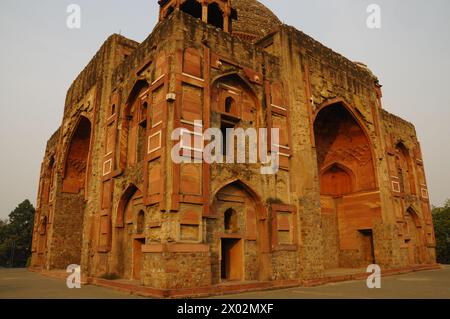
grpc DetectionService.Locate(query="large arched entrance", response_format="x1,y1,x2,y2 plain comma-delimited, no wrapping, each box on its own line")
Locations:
57,116,91,267
314,102,380,269
207,181,269,284
63,116,92,194
113,184,146,280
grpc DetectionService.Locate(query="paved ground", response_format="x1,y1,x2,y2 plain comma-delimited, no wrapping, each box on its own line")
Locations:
0,268,142,299
212,266,450,299
0,266,449,299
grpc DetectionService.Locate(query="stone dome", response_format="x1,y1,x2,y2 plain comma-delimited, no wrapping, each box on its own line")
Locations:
230,0,282,42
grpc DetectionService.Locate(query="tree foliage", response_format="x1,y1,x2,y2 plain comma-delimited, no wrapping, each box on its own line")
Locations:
432,199,450,264
0,200,35,267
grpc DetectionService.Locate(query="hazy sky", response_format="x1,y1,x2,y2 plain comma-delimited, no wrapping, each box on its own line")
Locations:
0,0,449,219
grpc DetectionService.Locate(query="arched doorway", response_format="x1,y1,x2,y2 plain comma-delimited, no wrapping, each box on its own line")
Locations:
208,181,269,283
314,102,379,269
404,208,426,265
113,185,145,280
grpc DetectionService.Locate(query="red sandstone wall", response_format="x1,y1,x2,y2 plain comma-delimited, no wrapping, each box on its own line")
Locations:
32,8,436,291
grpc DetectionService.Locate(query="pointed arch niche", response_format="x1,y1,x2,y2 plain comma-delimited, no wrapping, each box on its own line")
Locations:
112,184,145,279
314,101,380,270
49,115,93,268
121,80,149,168
207,180,271,284
62,116,92,194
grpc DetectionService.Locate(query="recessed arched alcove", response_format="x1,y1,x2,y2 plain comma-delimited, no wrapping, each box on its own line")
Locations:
137,210,145,234
208,2,224,29
49,115,92,269
62,116,92,194
122,80,149,167
225,96,236,114
224,208,238,233
211,73,260,161
207,180,270,284
314,103,376,192
395,142,416,195
320,163,354,197
180,0,202,20
404,207,428,265
112,184,145,280
314,101,379,270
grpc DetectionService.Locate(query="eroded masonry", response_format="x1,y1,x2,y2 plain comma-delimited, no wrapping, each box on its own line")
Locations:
31,0,437,293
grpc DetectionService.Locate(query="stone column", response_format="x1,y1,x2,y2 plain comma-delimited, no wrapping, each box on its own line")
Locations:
222,6,231,33
201,1,208,23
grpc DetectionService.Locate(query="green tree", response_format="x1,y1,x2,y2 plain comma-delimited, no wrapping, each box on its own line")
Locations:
0,200,35,267
432,199,450,264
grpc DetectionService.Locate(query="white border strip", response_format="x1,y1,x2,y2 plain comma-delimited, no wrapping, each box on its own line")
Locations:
152,74,165,86
182,72,204,82
103,159,112,176
271,104,287,111
148,131,162,154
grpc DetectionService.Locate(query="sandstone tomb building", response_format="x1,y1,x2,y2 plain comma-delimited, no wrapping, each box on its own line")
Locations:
31,0,437,294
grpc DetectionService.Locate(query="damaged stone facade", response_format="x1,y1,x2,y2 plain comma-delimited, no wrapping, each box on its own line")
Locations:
31,0,436,291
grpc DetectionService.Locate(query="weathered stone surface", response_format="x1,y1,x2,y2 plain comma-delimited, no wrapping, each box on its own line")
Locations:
31,1,436,293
